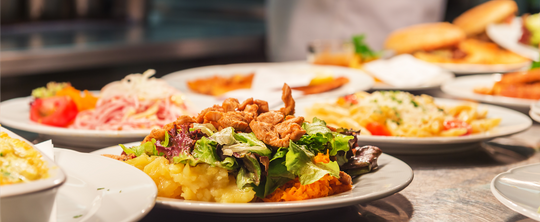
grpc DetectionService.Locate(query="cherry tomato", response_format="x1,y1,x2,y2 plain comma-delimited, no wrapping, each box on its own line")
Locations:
343,94,358,105
443,119,472,136
365,122,392,136
30,96,79,127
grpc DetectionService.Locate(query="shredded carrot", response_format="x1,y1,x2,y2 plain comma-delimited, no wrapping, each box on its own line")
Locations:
262,174,352,202
313,150,330,164
56,86,98,111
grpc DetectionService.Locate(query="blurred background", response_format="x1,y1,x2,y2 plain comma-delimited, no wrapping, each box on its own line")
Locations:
1,0,539,101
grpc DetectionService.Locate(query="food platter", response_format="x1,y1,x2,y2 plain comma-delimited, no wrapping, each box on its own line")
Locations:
93,142,413,213
0,97,150,148
162,62,374,109
54,148,157,221
441,74,537,108
433,62,531,75
295,97,532,154
487,17,539,61
491,163,540,221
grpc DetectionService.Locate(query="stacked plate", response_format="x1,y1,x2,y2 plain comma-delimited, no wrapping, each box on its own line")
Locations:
530,101,540,123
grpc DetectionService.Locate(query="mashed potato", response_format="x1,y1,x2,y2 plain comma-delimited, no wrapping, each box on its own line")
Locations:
125,154,256,203
0,132,49,185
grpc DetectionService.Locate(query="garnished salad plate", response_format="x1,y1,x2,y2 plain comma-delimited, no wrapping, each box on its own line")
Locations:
491,163,540,221
54,148,156,221
93,143,413,214
295,97,532,154
441,74,537,109
0,96,149,148
162,62,374,109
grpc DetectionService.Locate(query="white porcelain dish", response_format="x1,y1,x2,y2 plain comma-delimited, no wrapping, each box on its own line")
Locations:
433,61,531,75
162,62,374,109
441,74,537,109
371,71,454,91
92,142,414,213
0,127,66,222
54,148,157,221
487,17,540,61
491,163,540,221
295,97,532,154
532,101,540,115
0,97,151,148
530,110,540,123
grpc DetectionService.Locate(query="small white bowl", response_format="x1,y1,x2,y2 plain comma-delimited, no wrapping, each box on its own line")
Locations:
0,127,66,222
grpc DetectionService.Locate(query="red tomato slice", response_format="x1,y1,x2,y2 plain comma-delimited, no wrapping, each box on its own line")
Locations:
443,119,472,136
30,96,79,127
343,94,358,105
365,122,392,136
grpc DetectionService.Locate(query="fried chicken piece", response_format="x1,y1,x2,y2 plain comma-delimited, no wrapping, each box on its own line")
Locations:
338,171,353,186
274,116,305,142
143,115,195,143
239,98,269,114
256,111,284,125
222,98,240,112
249,114,305,148
218,112,253,132
279,84,295,116
195,105,224,123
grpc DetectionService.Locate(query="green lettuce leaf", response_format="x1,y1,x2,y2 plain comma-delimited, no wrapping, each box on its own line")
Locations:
254,148,295,198
236,154,262,189
190,136,238,170
286,141,340,185
120,141,158,157
210,127,236,145
190,123,217,136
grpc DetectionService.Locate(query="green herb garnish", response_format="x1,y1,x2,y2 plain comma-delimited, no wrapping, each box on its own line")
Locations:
97,188,104,190
74,215,83,218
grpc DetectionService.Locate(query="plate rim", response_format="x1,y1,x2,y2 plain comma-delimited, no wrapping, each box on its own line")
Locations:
370,71,455,91
441,74,538,108
433,61,531,75
55,148,157,221
491,163,540,221
91,144,414,214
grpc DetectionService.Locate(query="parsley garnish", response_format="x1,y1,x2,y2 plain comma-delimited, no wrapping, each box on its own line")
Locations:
97,188,104,190
74,215,83,218
411,100,419,108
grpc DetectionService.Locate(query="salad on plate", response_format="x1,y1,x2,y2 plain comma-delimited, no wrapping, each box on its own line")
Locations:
105,84,382,203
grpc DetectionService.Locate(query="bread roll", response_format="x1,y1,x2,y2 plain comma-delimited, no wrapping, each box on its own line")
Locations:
453,0,517,37
384,22,466,54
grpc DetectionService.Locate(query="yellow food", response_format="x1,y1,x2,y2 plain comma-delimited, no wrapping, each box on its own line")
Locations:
0,132,49,185
125,154,256,203
306,91,501,137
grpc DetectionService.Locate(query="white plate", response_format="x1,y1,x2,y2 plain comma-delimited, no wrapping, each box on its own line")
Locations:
532,101,540,115
295,97,532,154
491,163,540,221
441,74,538,108
371,71,454,91
530,111,540,123
0,97,151,148
162,62,374,109
487,17,540,61
92,143,413,214
434,62,531,75
54,148,156,221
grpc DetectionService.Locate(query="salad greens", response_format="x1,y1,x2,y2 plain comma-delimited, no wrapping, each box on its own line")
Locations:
121,117,371,199
352,34,379,61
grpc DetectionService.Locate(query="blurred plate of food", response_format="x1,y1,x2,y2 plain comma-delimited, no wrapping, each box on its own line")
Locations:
162,62,374,109
0,70,196,149
93,142,412,213
487,14,540,61
530,110,540,123
295,91,532,154
441,69,540,108
491,163,540,221
54,148,157,221
363,54,455,90
384,1,532,74
0,126,66,222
